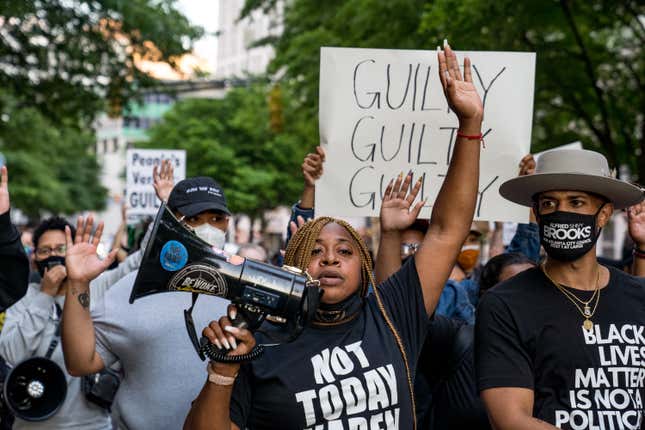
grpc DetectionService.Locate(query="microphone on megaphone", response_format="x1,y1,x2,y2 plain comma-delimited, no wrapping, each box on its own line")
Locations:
3,357,67,421
130,203,322,362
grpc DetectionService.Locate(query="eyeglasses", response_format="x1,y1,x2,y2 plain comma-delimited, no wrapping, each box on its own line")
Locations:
401,242,420,257
35,244,67,258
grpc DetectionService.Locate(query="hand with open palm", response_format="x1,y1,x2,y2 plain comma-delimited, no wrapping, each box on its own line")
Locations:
437,42,484,124
153,159,175,203
380,172,426,233
65,215,117,284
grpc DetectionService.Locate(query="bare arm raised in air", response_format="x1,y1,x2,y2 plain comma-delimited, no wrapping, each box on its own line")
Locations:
378,43,483,315
61,216,117,376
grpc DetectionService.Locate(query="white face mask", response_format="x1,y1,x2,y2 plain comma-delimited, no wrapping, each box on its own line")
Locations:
192,223,227,249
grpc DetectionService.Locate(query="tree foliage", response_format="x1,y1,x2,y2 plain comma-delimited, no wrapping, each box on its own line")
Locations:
0,0,203,124
243,0,645,180
419,0,644,179
140,84,310,216
0,90,107,218
0,0,202,216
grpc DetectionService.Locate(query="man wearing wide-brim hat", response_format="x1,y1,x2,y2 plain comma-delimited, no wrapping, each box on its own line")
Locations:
475,149,645,430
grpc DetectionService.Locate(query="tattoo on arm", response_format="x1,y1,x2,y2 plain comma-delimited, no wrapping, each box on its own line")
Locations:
78,293,90,309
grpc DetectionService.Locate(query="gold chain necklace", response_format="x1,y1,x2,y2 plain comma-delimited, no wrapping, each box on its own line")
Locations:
546,269,599,314
541,264,601,331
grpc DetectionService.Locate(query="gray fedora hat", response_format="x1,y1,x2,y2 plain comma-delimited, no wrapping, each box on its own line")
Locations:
499,149,644,209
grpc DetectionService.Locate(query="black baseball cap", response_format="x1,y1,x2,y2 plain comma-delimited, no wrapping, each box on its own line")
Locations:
167,177,231,217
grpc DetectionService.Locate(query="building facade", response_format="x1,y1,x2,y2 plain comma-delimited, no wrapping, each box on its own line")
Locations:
216,0,283,78
95,80,230,242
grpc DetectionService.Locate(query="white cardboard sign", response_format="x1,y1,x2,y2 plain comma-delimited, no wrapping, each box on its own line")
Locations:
126,149,186,222
316,47,536,222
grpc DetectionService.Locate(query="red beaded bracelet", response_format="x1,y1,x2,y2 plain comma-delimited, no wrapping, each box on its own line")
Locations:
457,131,485,148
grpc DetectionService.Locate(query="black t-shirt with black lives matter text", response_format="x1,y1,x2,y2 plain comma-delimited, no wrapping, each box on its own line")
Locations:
476,266,645,430
230,258,429,429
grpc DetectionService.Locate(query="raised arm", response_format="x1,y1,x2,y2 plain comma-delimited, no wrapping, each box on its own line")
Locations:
414,43,483,314
285,146,325,247
628,201,645,276
0,166,29,311
61,216,117,376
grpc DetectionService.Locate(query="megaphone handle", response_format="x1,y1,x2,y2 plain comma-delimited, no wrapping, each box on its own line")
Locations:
199,337,265,363
196,305,266,362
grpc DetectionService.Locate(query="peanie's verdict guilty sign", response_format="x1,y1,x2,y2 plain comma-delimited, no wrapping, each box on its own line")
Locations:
316,47,536,222
126,148,186,223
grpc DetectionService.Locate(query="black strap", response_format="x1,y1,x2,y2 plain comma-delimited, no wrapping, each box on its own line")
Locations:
45,303,62,359
184,293,205,360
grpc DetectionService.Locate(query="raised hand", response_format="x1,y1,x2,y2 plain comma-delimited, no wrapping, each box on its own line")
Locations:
302,146,326,188
380,171,425,233
437,41,484,123
65,215,117,283
519,154,536,176
0,166,9,215
627,201,645,248
153,159,175,203
289,215,307,237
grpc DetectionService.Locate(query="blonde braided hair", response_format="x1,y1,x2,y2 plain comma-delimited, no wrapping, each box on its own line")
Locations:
284,216,418,429
284,217,372,297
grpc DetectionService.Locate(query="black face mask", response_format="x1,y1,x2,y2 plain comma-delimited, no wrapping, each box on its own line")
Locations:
35,256,66,278
538,204,605,262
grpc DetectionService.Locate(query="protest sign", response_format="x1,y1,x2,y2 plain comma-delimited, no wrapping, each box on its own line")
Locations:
126,149,186,223
316,47,536,222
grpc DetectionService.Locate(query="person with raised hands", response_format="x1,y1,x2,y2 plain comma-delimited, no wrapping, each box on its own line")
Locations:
0,215,115,429
0,165,29,311
62,175,231,430
183,41,483,430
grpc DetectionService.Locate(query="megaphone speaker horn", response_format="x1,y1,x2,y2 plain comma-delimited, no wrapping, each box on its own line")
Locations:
4,357,67,421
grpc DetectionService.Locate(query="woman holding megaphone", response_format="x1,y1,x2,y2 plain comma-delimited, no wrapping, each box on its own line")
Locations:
184,42,484,430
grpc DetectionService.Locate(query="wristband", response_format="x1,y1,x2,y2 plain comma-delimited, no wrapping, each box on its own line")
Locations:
206,361,238,386
457,131,485,148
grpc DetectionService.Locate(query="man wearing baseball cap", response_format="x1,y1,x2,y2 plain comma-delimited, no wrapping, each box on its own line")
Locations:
476,149,645,430
61,177,230,430
167,177,231,249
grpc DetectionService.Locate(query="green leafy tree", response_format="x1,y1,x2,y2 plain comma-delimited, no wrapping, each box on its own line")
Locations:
140,84,309,216
418,0,644,179
243,0,644,180
0,0,203,124
243,0,428,148
0,90,106,218
0,0,202,216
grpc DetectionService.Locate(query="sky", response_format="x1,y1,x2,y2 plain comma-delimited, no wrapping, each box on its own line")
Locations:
176,0,220,74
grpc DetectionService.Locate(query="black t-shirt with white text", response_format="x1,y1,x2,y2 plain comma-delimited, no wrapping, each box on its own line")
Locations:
230,258,429,430
476,266,645,429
